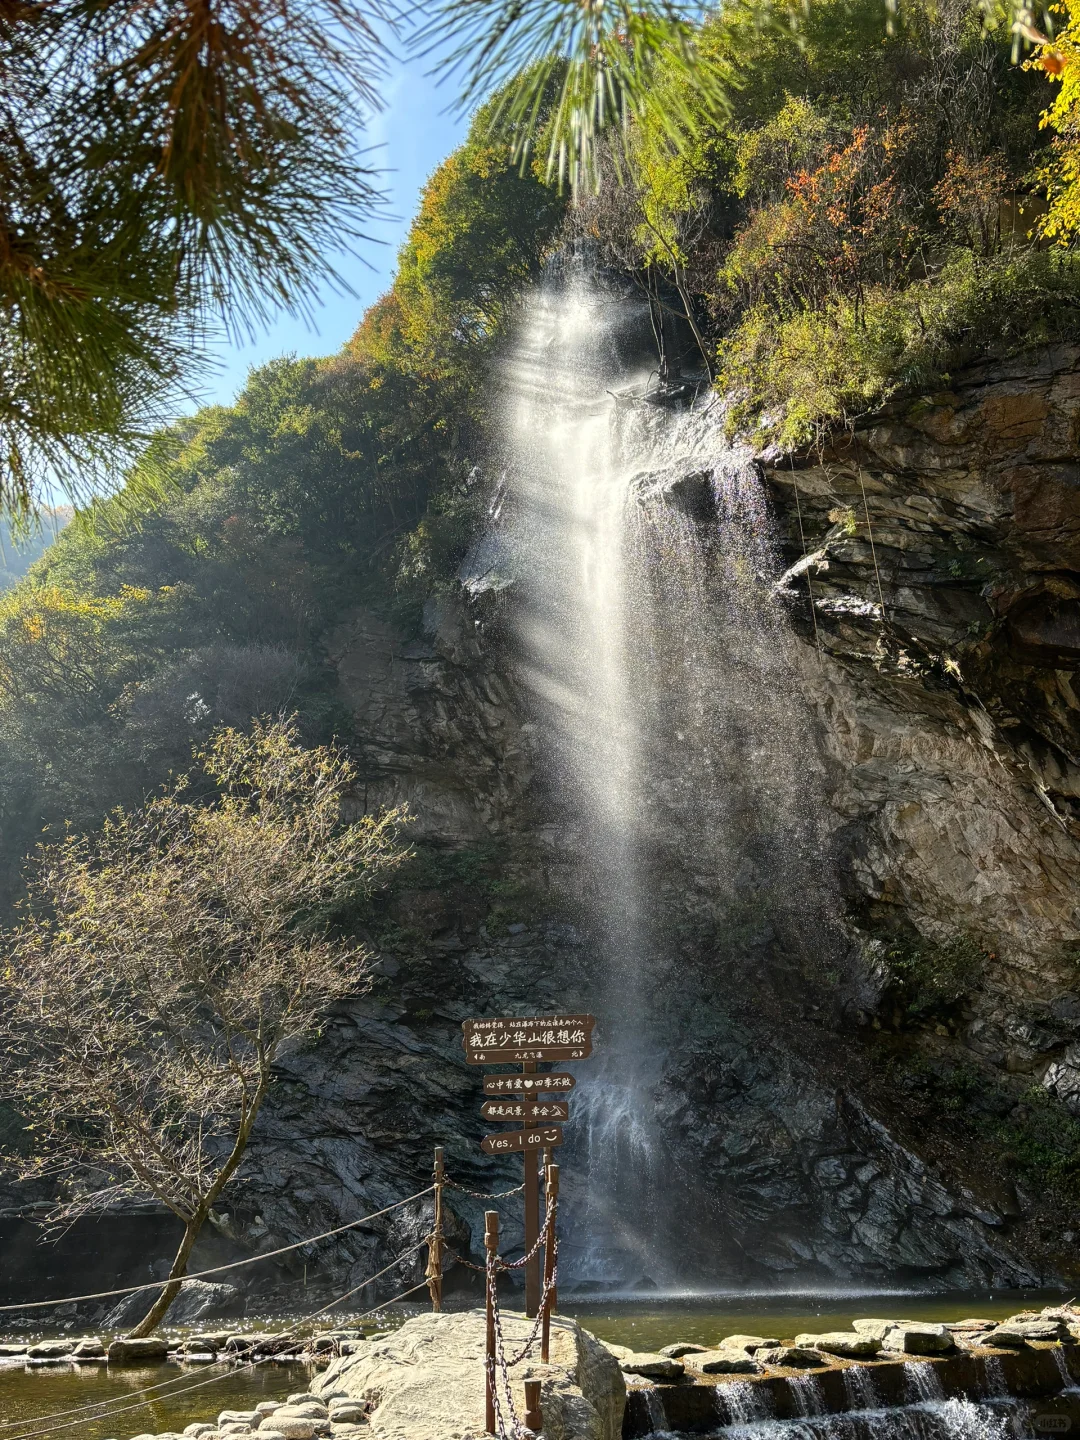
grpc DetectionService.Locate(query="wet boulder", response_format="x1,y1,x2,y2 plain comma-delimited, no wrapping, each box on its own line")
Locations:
879,1321,953,1354
71,1338,106,1359
719,1333,780,1352
108,1336,170,1361
757,1346,829,1368
27,1339,75,1359
658,1342,708,1357
619,1353,686,1380
795,1332,881,1358
985,1317,1068,1346
683,1349,759,1374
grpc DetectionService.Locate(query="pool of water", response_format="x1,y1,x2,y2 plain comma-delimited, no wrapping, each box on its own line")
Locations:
561,1287,1071,1352
0,1357,315,1440
0,1290,1070,1439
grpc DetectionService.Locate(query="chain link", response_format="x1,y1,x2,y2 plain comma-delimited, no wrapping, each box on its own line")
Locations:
481,1185,559,1440
445,1177,526,1200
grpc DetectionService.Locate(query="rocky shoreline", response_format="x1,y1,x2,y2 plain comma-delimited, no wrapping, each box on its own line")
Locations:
7,1303,1080,1439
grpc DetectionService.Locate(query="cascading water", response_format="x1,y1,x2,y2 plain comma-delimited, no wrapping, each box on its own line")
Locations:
502,261,840,1286
716,1402,1014,1440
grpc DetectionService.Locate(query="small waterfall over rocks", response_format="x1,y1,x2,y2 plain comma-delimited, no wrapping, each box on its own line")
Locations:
502,267,844,1286
715,1402,1014,1440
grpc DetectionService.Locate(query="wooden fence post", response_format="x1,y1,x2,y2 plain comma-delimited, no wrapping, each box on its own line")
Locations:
524,1378,543,1433
540,1163,558,1364
485,1209,499,1435
427,1146,444,1312
522,1061,540,1317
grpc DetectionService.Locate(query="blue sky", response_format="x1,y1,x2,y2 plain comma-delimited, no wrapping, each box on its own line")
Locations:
196,49,471,412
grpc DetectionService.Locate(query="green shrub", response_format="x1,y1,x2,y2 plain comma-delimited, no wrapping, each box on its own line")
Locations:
881,930,988,1019
719,248,1080,448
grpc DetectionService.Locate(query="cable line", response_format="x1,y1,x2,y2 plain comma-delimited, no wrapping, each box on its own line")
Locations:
2,1252,433,1438
0,1186,434,1313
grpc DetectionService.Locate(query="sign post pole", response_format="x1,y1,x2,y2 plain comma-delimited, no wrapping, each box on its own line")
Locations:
524,1379,543,1433
522,1061,540,1318
485,1210,499,1435
427,1146,444,1313
540,1163,559,1364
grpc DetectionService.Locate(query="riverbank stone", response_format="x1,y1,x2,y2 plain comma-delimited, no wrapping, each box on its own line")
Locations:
619,1353,685,1380
658,1343,707,1358
311,1309,624,1440
756,1346,828,1369
259,1421,322,1439
794,1332,881,1358
109,1337,170,1362
684,1350,758,1375
72,1337,106,1358
719,1335,780,1353
987,1317,1069,1345
27,1340,75,1359
852,1320,953,1354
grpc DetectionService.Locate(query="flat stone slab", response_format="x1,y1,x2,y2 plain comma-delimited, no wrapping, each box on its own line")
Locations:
311,1310,624,1440
683,1349,758,1374
795,1332,881,1358
618,1353,685,1380
756,1346,828,1369
851,1320,953,1354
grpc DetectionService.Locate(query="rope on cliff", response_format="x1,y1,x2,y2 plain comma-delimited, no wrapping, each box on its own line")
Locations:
790,456,821,655
1,1254,433,1438
0,1184,436,1313
856,463,887,620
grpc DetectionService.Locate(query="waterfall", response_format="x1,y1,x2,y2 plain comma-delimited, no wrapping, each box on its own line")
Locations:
718,1401,1013,1440
503,268,838,1285
841,1364,880,1410
904,1363,946,1402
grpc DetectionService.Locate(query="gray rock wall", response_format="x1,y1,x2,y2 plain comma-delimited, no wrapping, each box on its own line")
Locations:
222,348,1080,1297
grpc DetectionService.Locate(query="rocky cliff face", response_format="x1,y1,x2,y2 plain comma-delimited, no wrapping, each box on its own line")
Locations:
211,345,1080,1305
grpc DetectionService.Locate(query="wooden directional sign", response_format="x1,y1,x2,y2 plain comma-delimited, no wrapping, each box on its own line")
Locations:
481,1127,566,1155
482,1072,576,1095
462,1014,595,1065
480,1099,570,1123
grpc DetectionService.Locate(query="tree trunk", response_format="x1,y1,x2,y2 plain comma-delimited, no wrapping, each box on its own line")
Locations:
127,1211,204,1337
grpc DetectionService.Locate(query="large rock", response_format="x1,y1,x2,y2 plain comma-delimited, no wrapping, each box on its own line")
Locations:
985,1317,1068,1346
617,1353,684,1380
26,1340,74,1359
107,1336,170,1362
683,1349,759,1374
311,1310,624,1440
756,1346,828,1368
104,1279,240,1330
795,1332,881,1358
853,1319,953,1354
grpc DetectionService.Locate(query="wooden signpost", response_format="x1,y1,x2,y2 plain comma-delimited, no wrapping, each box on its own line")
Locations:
482,1072,575,1094
480,1099,570,1123
481,1126,565,1155
462,1012,595,1321
463,1014,594,1065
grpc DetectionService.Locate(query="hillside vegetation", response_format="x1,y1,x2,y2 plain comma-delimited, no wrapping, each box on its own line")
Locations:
0,0,1076,901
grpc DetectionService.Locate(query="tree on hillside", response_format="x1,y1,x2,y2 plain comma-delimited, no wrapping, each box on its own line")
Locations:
0,717,408,1334
1,0,722,512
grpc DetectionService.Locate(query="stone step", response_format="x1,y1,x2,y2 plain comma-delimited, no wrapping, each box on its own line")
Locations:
623,1343,1078,1435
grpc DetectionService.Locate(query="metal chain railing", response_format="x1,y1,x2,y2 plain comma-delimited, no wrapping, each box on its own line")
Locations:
444,1177,526,1200
479,1183,558,1440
